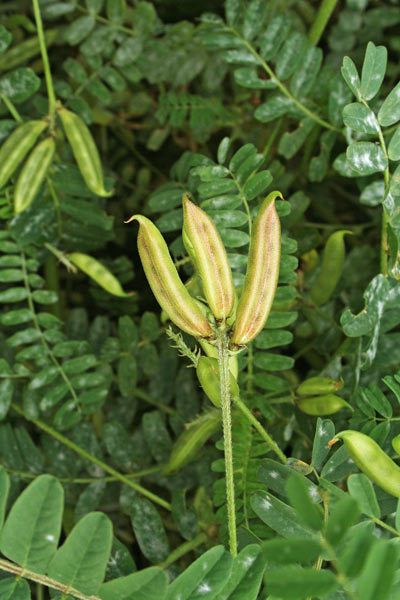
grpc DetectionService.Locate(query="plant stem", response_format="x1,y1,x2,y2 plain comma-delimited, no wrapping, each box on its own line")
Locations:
157,533,207,569
229,27,341,133
0,558,100,600
308,0,339,46
361,98,390,276
11,403,172,512
32,0,57,119
216,327,237,557
232,396,287,464
1,94,22,122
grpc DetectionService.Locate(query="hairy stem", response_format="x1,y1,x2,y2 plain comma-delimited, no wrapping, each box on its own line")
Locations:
216,327,237,557
308,0,339,46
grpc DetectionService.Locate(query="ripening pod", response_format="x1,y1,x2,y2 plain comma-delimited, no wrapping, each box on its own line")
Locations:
297,394,353,416
196,356,240,408
183,195,235,323
126,214,215,339
297,376,343,396
230,192,282,349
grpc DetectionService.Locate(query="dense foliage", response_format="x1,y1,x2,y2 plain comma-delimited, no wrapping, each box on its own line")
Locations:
1,0,400,598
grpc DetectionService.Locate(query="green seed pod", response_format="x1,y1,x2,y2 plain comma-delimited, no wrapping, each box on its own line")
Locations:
58,107,111,197
230,192,282,349
126,214,215,339
0,120,47,189
164,409,221,473
67,252,131,298
0,29,58,71
297,376,343,397
14,137,55,214
392,434,400,455
297,394,352,416
199,339,239,379
335,430,400,498
310,230,351,306
196,356,239,408
183,194,235,322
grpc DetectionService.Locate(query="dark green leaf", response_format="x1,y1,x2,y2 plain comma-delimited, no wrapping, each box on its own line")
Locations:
0,578,31,600
243,170,273,200
361,42,387,101
346,142,388,175
100,567,168,600
251,492,313,538
342,103,379,134
325,495,361,546
0,475,63,573
347,473,380,518
341,56,361,100
357,540,398,600
130,498,169,563
378,82,400,127
290,46,322,97
265,566,337,599
262,537,322,565
64,15,95,45
0,26,12,56
275,32,307,80
0,68,40,103
47,512,113,595
312,418,335,471
286,474,323,531
166,545,232,600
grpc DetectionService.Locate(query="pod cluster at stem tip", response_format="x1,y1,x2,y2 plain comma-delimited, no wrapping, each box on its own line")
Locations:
126,191,283,353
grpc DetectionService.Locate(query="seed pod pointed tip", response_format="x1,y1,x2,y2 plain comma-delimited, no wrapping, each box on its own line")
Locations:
183,197,234,321
133,215,215,339
230,191,281,348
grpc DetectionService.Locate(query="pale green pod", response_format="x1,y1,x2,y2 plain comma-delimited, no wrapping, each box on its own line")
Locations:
14,137,55,214
67,252,131,298
335,430,400,498
310,230,351,306
58,107,111,197
0,120,47,189
297,376,343,396
230,192,282,349
297,394,352,416
164,410,221,473
183,195,235,322
126,214,215,339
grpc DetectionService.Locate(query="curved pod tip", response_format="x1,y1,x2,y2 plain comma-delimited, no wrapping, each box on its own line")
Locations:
230,191,283,349
126,214,215,340
182,194,235,322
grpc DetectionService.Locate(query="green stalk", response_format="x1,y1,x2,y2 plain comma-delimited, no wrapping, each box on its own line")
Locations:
158,533,207,569
232,396,287,464
11,403,172,512
308,0,339,46
361,98,390,276
32,0,57,119
1,94,22,123
216,327,237,557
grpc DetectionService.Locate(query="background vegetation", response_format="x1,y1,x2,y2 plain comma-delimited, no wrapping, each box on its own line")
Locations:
1,0,400,598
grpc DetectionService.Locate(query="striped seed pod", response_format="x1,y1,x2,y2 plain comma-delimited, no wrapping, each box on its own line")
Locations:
0,120,47,189
230,191,282,349
58,107,111,197
14,137,55,214
126,214,215,339
183,194,235,322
